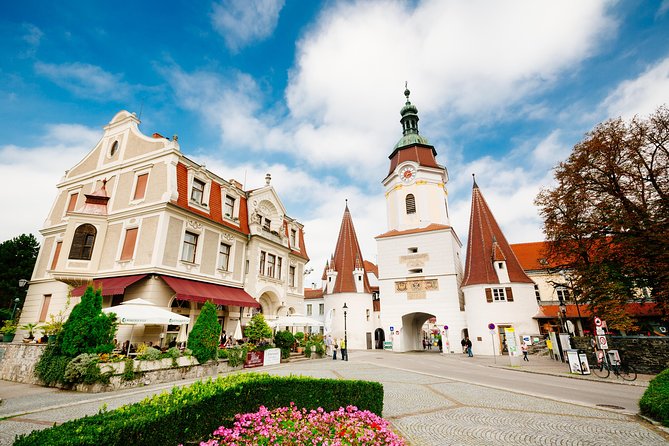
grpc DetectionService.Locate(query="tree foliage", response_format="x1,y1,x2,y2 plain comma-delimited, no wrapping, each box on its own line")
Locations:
60,286,117,356
0,234,39,311
244,313,272,344
187,301,220,363
536,105,669,329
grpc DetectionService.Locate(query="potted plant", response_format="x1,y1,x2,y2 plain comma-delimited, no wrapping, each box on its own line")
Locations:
20,322,41,341
1,320,17,342
42,310,67,342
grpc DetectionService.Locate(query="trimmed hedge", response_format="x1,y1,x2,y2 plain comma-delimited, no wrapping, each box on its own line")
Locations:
639,367,669,426
14,373,384,445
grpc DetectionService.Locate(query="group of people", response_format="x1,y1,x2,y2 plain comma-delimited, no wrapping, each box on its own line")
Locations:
461,337,473,357
324,335,348,361
422,337,444,352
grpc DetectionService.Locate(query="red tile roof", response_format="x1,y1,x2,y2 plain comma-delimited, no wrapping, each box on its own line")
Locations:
534,303,662,319
304,288,324,299
462,182,533,286
509,241,555,270
363,260,378,277
375,223,451,239
330,205,372,294
387,145,440,176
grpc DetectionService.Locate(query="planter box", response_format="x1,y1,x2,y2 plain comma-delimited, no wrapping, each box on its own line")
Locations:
2,333,16,342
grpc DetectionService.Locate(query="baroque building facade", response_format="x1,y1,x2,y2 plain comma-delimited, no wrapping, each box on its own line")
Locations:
18,111,309,345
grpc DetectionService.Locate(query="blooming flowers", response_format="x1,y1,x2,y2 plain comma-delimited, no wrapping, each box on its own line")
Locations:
199,403,405,445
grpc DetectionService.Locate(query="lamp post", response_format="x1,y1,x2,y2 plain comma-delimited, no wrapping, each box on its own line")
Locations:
558,299,568,334
10,298,20,321
560,271,582,336
342,302,348,361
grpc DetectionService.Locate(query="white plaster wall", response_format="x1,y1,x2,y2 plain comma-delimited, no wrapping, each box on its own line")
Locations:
463,283,540,356
324,292,374,350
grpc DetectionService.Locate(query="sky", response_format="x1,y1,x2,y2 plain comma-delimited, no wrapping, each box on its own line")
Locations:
1,0,668,287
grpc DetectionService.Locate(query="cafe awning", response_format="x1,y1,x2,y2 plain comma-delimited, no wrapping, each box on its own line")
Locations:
71,274,148,297
161,276,260,308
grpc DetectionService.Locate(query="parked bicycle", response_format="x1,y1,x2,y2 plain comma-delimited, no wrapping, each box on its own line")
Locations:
592,351,637,381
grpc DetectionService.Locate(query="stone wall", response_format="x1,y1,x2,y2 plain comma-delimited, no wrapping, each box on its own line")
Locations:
0,342,242,392
571,336,669,375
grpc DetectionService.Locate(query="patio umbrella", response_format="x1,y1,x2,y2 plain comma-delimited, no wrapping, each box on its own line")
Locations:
233,319,243,340
268,315,324,328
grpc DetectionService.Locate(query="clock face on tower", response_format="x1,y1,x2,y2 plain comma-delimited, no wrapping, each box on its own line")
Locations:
399,165,417,183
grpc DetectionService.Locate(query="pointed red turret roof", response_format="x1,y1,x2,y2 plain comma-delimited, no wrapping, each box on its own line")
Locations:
462,177,533,286
330,203,372,294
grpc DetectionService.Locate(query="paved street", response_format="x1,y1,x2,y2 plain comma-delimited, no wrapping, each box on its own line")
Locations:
0,351,667,445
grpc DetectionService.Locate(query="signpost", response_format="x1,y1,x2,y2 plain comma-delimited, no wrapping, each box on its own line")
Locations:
443,325,449,353
488,323,496,363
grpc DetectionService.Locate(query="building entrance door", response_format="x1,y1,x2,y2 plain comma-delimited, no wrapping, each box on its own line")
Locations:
498,325,511,355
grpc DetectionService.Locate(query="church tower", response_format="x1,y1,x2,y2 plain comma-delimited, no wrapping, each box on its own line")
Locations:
376,86,466,353
461,176,538,356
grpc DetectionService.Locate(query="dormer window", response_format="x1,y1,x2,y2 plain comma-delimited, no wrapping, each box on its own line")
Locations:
498,262,504,269
191,179,206,204
262,218,271,231
290,229,297,247
224,195,235,218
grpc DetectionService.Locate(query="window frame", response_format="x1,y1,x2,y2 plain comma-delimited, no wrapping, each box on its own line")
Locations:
181,231,199,263
289,265,296,287
492,287,506,301
190,178,206,205
223,195,235,218
131,172,150,202
405,194,416,215
219,242,231,271
306,304,312,316
266,253,276,277
120,227,139,261
68,224,97,260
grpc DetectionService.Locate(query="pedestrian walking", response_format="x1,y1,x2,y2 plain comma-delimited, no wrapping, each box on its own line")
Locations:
521,342,529,361
340,338,348,361
333,339,338,360
422,338,427,350
461,338,467,354
465,337,473,357
437,337,443,352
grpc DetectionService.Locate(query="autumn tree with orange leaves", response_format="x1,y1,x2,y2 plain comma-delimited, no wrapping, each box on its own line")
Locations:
536,106,669,330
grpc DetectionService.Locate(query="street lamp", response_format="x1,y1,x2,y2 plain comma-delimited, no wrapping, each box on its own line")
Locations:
342,302,348,361
558,298,568,334
10,298,20,321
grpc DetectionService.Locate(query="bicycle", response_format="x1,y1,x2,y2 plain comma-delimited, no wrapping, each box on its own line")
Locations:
592,356,637,381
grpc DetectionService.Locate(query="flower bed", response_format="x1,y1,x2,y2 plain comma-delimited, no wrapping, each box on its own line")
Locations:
200,403,405,445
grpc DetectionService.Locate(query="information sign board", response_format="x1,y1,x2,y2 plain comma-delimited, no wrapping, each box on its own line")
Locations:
383,341,393,350
244,350,264,368
597,335,609,350
263,348,281,366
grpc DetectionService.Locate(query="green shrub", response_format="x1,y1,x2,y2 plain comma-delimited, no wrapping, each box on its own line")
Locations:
294,331,305,346
640,367,669,426
121,358,136,382
223,345,247,367
14,373,384,446
64,354,100,384
244,313,272,344
137,347,161,361
61,286,117,357
187,301,220,364
273,330,294,359
34,341,69,386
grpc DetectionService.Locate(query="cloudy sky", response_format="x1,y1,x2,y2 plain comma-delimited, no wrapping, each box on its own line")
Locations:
1,1,668,286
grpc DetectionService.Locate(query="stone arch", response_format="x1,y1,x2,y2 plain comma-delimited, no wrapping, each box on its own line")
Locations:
374,328,385,349
400,312,436,352
257,288,282,317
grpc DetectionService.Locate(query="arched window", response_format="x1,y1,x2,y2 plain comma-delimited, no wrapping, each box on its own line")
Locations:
68,224,97,260
405,194,416,214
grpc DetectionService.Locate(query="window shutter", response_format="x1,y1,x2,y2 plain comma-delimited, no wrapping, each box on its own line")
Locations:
67,193,79,212
120,228,138,260
485,288,493,303
506,287,514,302
39,295,52,322
50,241,62,270
133,174,148,200
405,194,416,214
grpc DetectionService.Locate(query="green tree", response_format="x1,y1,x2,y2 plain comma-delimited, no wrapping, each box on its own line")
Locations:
0,234,39,312
536,105,669,328
187,301,220,363
60,286,117,356
244,313,272,344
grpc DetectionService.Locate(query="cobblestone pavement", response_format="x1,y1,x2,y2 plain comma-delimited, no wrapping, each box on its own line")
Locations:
0,354,667,445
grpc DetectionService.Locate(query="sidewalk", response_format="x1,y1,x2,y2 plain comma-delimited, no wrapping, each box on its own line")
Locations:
449,352,653,387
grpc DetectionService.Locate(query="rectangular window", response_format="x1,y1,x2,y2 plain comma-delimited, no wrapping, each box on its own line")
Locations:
66,192,79,213
266,254,276,277
50,241,62,270
181,231,198,263
259,251,266,275
556,287,570,302
133,173,149,200
39,294,52,322
262,218,271,231
290,229,297,247
191,178,205,204
289,266,296,286
120,228,138,261
276,257,282,279
219,243,231,271
492,288,506,301
224,195,235,217
534,284,541,301
319,303,324,315
306,304,312,316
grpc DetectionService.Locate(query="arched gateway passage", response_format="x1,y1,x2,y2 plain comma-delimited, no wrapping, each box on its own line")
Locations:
401,312,436,352
374,328,385,349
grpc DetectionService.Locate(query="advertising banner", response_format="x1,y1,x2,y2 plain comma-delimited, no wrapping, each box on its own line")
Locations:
244,350,264,368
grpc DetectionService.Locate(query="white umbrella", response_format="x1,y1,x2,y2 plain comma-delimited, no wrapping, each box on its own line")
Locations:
102,298,189,352
268,315,325,328
233,319,243,340
102,298,190,325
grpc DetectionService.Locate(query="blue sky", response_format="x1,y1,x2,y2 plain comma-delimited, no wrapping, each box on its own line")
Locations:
1,0,668,286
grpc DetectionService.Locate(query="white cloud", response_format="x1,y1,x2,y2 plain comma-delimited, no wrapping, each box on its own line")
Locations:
657,0,669,18
603,56,669,119
0,124,100,241
211,0,285,52
34,62,133,101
